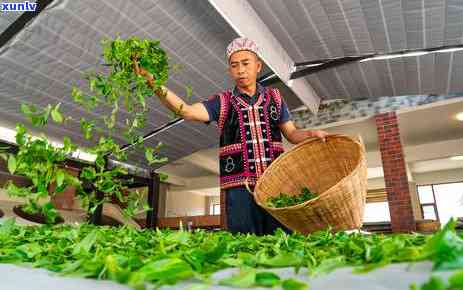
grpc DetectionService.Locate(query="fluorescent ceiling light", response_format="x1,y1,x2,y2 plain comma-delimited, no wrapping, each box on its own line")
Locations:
0,125,97,163
300,63,324,68
450,155,463,161
360,51,430,62
291,105,308,113
259,73,276,82
0,126,17,144
456,112,463,121
435,47,463,53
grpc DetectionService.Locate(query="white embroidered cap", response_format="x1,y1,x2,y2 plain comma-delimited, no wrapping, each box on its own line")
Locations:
226,37,260,60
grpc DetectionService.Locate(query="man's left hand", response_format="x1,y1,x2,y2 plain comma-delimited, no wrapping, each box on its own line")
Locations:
310,130,330,142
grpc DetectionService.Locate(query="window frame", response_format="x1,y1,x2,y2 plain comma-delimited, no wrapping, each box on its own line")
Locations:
416,181,463,222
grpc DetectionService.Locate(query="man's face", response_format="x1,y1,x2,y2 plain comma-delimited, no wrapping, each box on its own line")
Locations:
228,50,262,88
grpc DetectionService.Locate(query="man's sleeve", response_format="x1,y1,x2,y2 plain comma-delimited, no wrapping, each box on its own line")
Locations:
279,100,292,124
201,95,220,123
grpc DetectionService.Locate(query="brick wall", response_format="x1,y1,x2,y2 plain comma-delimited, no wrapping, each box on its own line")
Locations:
375,112,416,232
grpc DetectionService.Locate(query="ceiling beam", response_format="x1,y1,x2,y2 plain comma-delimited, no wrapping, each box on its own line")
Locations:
208,0,320,114
289,44,463,80
0,0,54,51
291,55,371,80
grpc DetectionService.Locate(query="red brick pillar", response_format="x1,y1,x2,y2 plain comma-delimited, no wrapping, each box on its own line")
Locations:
375,112,416,232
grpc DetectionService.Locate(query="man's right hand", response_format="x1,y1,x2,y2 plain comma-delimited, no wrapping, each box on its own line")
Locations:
132,55,155,87
131,55,211,123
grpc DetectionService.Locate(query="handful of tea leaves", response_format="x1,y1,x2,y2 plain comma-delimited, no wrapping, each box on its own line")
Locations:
266,187,318,208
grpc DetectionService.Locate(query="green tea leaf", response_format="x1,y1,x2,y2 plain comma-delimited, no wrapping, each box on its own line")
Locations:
41,202,58,224
255,272,281,287
282,278,308,290
185,284,210,290
415,276,446,290
158,172,168,182
56,169,65,188
145,147,154,164
310,256,346,276
132,258,194,284
51,103,64,123
7,154,17,174
80,167,96,181
63,136,75,152
20,103,33,115
73,229,98,256
421,218,463,270
219,269,256,288
145,148,168,165
449,270,463,287
267,187,318,208
16,242,42,259
258,252,303,268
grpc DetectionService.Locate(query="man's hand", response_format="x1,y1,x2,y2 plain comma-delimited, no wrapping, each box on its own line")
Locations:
132,55,168,98
131,55,210,123
279,121,330,144
310,130,329,142
132,55,155,87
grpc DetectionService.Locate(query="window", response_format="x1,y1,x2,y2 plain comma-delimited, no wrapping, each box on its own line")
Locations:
417,182,463,226
209,196,221,215
210,203,220,215
418,186,434,203
417,185,439,221
422,205,437,220
432,183,463,225
363,202,391,223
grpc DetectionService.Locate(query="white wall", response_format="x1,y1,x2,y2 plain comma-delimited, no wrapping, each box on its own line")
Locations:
414,168,463,185
367,177,386,190
367,167,463,190
165,188,206,217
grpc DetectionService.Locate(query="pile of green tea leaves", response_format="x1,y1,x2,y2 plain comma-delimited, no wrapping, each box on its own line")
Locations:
267,187,318,208
411,271,463,290
0,218,462,290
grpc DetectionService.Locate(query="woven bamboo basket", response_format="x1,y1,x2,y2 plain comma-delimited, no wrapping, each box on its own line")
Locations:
415,219,441,233
254,134,368,235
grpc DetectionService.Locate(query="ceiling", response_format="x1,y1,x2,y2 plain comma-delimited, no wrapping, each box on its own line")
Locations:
0,0,235,169
398,100,463,146
249,0,463,100
0,0,279,171
411,158,463,173
1,0,463,172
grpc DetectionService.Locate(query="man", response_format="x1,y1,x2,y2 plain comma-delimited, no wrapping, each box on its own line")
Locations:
134,37,328,235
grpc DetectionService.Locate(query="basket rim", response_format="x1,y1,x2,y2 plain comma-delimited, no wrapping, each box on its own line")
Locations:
254,134,366,211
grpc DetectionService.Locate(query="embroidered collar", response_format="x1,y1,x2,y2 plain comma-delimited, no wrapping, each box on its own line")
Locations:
232,82,265,98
